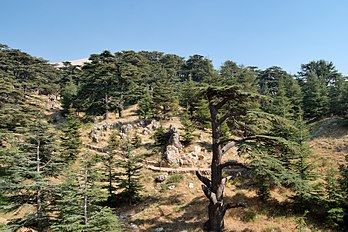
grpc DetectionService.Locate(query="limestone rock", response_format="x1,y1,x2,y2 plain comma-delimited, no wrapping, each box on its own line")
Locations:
163,145,179,164
121,124,133,134
168,125,182,150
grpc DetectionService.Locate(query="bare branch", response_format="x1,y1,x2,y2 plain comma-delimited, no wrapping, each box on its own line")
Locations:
223,202,246,215
221,141,236,154
196,171,211,188
221,176,233,186
221,160,248,170
202,185,217,204
219,135,274,146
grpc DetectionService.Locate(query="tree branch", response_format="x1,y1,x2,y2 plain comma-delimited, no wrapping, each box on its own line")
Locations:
221,176,233,186
219,135,274,146
218,112,231,126
202,185,217,204
196,171,211,188
215,97,230,110
221,141,236,154
221,160,249,170
223,202,246,215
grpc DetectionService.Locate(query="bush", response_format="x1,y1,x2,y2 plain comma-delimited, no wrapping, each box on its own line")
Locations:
241,209,257,222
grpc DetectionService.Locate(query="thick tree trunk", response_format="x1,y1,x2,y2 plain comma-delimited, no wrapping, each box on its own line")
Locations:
205,95,226,231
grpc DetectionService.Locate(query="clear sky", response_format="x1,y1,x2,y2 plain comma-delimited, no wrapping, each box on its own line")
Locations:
1,0,348,75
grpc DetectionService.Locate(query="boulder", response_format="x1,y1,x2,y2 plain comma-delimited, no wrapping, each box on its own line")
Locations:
163,145,179,164
111,121,122,129
154,173,168,183
121,124,133,134
193,146,201,155
168,125,182,150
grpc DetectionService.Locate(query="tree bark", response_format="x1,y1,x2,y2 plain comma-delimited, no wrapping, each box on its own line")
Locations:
205,94,226,231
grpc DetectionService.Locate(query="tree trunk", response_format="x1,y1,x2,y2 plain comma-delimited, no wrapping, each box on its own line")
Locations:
83,163,88,225
108,167,112,196
36,140,42,232
104,94,109,120
208,99,226,231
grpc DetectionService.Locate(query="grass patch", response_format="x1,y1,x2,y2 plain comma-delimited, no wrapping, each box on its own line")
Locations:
160,174,184,192
241,209,257,222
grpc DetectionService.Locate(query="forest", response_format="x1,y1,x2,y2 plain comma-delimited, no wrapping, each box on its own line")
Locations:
0,43,347,232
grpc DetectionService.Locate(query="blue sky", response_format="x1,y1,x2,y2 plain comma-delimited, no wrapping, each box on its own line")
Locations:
1,0,348,75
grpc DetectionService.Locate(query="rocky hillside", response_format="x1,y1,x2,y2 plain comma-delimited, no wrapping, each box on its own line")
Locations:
1,95,346,232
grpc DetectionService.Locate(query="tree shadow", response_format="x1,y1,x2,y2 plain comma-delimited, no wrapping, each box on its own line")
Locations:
224,191,335,232
122,195,207,231
196,141,212,152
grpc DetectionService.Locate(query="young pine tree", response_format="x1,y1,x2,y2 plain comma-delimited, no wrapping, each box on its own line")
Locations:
52,153,122,232
117,140,143,205
102,131,121,204
1,120,62,232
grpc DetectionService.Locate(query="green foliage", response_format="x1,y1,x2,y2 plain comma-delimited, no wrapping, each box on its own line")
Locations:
0,45,59,94
1,120,63,231
241,209,257,222
153,125,168,147
295,210,308,232
161,174,184,192
167,174,184,184
181,112,197,144
138,87,154,119
152,72,179,119
61,80,78,113
116,140,143,205
60,107,81,161
321,168,346,228
52,153,122,231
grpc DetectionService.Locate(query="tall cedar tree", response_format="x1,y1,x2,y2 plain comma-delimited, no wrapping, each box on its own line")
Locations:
298,60,341,119
101,131,121,204
138,87,154,119
302,72,329,120
0,44,59,94
152,69,179,119
195,84,307,231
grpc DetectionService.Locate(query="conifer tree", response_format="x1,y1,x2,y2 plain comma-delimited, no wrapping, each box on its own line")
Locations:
52,153,122,232
117,140,143,205
102,131,121,203
60,107,82,162
195,84,307,231
152,70,179,119
302,72,329,120
1,120,62,232
138,87,154,119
